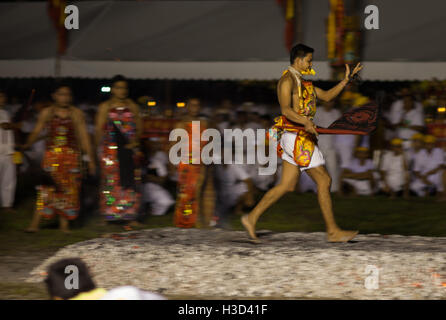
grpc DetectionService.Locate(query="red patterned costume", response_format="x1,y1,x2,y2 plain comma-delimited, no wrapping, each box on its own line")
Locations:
36,115,81,220
174,121,208,228
99,106,141,221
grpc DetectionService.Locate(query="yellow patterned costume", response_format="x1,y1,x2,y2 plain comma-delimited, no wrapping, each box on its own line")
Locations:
269,68,318,167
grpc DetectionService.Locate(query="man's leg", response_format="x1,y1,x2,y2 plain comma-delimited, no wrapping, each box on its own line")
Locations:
25,209,42,232
241,160,300,240
59,215,71,233
305,165,358,242
324,148,339,192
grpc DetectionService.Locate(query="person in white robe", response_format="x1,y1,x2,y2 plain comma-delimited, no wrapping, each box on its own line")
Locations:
339,147,375,196
388,89,425,150
410,135,444,196
142,138,174,216
0,90,16,212
379,138,409,198
313,100,342,192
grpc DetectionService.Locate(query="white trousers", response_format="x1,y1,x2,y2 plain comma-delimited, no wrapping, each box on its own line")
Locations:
0,154,16,207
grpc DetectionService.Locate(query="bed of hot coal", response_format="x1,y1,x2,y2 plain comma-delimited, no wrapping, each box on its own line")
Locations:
27,228,446,299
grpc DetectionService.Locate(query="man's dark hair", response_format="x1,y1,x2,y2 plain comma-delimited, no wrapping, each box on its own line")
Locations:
52,80,72,93
290,43,314,65
44,258,96,300
111,74,127,86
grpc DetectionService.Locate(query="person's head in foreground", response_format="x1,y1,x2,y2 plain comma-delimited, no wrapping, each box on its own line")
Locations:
45,258,105,300
290,43,314,73
390,138,404,155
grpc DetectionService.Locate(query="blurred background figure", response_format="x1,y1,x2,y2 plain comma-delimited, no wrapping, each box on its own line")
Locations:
244,102,264,131
333,94,367,174
24,83,96,233
173,97,215,228
214,158,255,228
95,75,142,228
405,133,425,172
45,258,106,300
313,99,342,192
410,135,444,197
212,108,231,134
339,147,375,196
388,88,425,150
297,172,317,193
378,138,409,199
440,169,446,202
140,137,174,220
19,100,50,173
0,89,17,213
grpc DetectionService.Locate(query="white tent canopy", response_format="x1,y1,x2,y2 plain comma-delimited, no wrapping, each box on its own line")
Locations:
1,0,446,80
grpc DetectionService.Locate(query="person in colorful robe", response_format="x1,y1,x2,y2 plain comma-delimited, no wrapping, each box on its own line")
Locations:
241,43,363,242
95,75,142,226
172,98,215,228
24,83,96,233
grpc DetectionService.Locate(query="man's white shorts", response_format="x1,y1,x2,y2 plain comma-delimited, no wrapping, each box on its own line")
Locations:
280,131,325,172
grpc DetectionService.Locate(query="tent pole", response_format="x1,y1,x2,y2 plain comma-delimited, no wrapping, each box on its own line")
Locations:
295,0,303,43
55,54,61,79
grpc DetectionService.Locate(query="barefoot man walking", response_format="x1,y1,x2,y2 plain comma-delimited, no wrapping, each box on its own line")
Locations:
241,43,363,242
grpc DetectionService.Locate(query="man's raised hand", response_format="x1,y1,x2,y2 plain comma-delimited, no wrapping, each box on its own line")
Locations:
345,62,363,81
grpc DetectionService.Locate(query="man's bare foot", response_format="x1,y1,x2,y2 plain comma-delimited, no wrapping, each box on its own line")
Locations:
327,229,358,243
241,215,259,242
24,227,39,233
